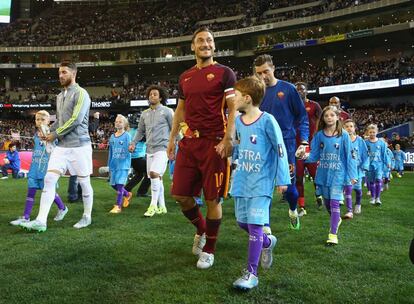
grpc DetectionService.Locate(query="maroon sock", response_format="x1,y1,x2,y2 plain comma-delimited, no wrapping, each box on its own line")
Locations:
182,205,206,236
203,218,222,254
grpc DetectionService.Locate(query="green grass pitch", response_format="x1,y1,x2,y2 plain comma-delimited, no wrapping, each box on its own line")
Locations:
1,173,413,303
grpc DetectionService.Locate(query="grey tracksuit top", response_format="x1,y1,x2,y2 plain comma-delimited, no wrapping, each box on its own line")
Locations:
132,104,173,154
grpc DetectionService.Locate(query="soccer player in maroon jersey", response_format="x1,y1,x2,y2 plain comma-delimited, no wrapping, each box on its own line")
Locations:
166,27,236,269
329,96,350,121
295,82,323,215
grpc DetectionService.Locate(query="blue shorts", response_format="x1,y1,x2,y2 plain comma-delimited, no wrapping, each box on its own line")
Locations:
110,169,129,186
28,177,44,190
315,185,344,201
352,179,362,190
395,163,404,171
366,169,382,182
234,196,270,225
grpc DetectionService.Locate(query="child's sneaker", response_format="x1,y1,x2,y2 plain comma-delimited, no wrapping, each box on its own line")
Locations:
326,233,338,245
54,206,69,221
109,205,122,214
343,212,353,220
261,235,277,269
369,198,376,205
122,192,132,208
233,269,258,290
354,205,361,214
375,198,382,206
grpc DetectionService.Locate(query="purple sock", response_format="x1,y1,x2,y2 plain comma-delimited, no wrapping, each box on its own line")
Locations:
324,197,331,214
375,179,382,199
344,185,353,213
23,188,37,220
370,182,376,199
329,199,341,234
123,188,129,197
115,184,125,207
237,221,249,233
247,224,264,276
355,189,362,205
53,193,65,210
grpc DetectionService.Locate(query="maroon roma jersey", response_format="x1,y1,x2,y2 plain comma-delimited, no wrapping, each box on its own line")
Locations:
178,63,236,138
296,99,322,145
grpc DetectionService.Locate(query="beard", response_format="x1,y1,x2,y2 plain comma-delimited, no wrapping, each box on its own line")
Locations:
60,77,72,87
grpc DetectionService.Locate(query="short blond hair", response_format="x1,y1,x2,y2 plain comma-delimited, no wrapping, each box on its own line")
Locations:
366,124,378,132
36,110,50,118
116,114,129,130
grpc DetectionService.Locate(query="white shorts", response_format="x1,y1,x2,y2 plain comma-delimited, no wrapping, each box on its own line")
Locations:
48,145,93,176
147,150,168,177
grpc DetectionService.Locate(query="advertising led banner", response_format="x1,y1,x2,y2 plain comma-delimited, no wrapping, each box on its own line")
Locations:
320,34,346,44
0,103,52,109
130,98,176,107
91,101,112,108
319,79,400,94
0,0,11,23
404,148,414,167
401,78,414,86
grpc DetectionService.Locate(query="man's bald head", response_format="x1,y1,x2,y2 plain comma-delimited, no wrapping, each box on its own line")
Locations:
329,96,341,109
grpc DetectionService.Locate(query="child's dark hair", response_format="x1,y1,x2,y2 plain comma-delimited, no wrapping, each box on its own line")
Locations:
234,76,265,106
9,142,16,149
318,106,343,136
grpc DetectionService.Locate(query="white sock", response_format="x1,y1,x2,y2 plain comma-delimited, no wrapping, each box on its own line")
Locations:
78,176,93,218
158,180,165,209
37,172,60,224
150,177,161,207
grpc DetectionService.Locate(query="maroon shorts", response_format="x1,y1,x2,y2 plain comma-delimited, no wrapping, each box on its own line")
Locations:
171,137,230,201
296,159,317,179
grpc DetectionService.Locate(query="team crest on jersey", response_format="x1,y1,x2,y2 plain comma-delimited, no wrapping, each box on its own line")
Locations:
250,134,257,144
119,141,124,145
277,91,285,99
278,144,284,157
320,142,324,149
334,143,340,149
206,73,215,82
351,149,357,159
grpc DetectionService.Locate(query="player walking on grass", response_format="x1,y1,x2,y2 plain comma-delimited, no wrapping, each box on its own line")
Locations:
10,111,68,226
108,115,132,214
365,124,390,206
129,85,173,217
21,61,94,232
254,54,309,232
304,106,357,245
342,119,369,217
295,82,322,215
166,27,237,269
231,76,289,290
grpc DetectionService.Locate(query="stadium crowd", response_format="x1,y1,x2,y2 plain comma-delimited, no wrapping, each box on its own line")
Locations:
1,103,413,152
0,0,377,47
3,55,413,105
